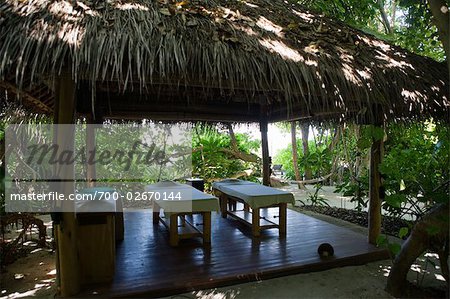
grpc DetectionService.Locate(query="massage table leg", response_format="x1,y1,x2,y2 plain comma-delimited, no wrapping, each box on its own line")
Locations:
279,203,287,236
169,214,179,246
252,208,260,237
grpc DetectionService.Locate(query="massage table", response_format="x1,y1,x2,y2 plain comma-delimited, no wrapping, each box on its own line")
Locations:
145,181,219,246
212,179,295,237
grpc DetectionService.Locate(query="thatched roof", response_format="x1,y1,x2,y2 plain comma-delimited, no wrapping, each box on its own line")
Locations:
0,0,448,123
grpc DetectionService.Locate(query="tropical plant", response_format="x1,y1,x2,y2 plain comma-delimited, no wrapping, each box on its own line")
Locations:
307,183,330,207
334,174,369,211
192,124,260,190
380,121,449,219
273,138,333,181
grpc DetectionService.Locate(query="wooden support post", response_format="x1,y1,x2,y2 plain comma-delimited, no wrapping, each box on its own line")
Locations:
202,212,212,244
260,117,270,186
252,208,261,237
279,203,287,236
368,130,384,245
54,75,80,297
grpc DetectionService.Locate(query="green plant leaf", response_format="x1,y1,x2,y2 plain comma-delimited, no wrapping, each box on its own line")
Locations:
371,126,385,141
376,234,387,247
388,243,402,256
357,137,372,150
398,227,409,239
385,194,404,208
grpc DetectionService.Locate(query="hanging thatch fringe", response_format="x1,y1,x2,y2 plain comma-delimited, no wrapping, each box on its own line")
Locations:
0,0,448,123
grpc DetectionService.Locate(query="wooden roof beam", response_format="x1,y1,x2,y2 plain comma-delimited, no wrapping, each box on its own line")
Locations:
0,80,53,114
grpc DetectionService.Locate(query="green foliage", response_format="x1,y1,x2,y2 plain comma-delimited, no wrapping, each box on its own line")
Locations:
297,0,379,30
334,174,369,211
357,125,385,150
307,183,330,207
0,103,52,214
376,234,402,258
297,0,446,61
302,147,333,177
398,227,409,239
192,125,260,189
273,139,332,180
273,145,297,179
380,122,450,218
395,0,446,61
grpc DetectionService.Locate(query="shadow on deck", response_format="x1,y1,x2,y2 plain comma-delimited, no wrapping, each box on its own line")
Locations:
82,208,388,297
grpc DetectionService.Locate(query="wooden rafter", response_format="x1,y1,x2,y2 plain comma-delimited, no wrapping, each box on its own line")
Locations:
0,80,53,114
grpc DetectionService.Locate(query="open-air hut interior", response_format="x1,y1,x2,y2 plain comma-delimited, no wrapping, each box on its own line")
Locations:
0,0,449,297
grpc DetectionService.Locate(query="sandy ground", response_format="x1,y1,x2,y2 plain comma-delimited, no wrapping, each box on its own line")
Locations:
173,262,393,299
0,216,56,299
0,249,56,299
0,186,447,298
281,184,360,210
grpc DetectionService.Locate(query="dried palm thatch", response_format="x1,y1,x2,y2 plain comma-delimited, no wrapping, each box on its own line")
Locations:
0,0,448,122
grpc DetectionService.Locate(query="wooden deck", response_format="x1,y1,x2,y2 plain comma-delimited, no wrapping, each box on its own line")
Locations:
82,208,388,297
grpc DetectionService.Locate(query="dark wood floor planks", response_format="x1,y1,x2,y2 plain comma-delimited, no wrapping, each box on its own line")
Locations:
80,208,388,298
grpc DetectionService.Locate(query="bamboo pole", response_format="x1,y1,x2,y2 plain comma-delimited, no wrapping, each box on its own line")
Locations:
368,131,383,244
54,75,81,296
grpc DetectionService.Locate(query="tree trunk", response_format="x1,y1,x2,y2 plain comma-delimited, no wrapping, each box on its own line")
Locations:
300,122,312,180
224,123,259,163
291,121,303,189
427,0,449,73
386,203,449,297
377,0,393,34
368,135,383,244
391,0,397,30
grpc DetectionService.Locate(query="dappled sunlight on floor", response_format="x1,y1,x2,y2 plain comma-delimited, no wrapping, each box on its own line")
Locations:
0,248,56,298
174,257,447,299
1,215,56,299
188,289,240,299
380,264,391,277
375,251,446,290
406,253,447,288
173,261,393,299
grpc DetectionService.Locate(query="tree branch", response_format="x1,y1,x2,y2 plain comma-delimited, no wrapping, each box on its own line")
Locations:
377,0,393,34
427,0,449,72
